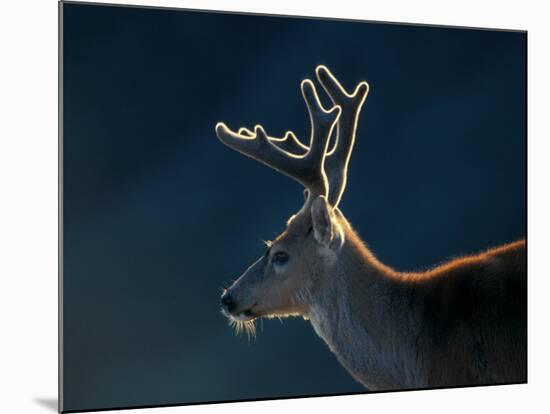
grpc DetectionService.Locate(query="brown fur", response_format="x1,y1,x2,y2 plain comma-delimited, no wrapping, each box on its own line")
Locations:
217,65,526,390
322,218,527,389
222,208,526,390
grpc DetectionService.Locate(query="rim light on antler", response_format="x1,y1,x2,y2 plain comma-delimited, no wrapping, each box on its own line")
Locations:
215,65,369,209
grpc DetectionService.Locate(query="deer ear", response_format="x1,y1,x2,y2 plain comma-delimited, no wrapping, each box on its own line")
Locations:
311,195,344,250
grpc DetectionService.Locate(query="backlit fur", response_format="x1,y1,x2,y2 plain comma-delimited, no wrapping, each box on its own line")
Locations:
223,206,526,390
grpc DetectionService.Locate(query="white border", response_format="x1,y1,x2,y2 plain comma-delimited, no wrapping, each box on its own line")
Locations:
1,1,548,413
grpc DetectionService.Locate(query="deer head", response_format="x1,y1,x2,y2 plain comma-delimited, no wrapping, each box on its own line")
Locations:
216,66,369,336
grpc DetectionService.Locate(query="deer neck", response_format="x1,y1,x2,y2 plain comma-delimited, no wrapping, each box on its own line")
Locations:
305,224,425,390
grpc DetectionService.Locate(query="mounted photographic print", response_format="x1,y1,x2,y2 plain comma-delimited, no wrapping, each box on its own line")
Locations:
59,1,527,412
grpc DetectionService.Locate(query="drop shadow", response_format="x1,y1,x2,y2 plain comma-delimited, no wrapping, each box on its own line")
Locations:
34,397,58,412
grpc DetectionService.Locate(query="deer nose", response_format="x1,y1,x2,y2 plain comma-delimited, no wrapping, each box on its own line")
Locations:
220,292,237,313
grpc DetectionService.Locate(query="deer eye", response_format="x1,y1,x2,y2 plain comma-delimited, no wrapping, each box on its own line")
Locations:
272,251,289,265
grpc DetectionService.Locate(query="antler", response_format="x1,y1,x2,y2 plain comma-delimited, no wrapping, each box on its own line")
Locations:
215,66,369,207
249,67,369,207
316,66,369,207
237,127,308,155
216,80,341,198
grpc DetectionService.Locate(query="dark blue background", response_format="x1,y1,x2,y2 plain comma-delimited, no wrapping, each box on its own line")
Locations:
62,3,526,411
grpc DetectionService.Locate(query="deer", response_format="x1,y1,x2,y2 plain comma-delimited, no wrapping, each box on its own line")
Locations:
215,65,527,391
